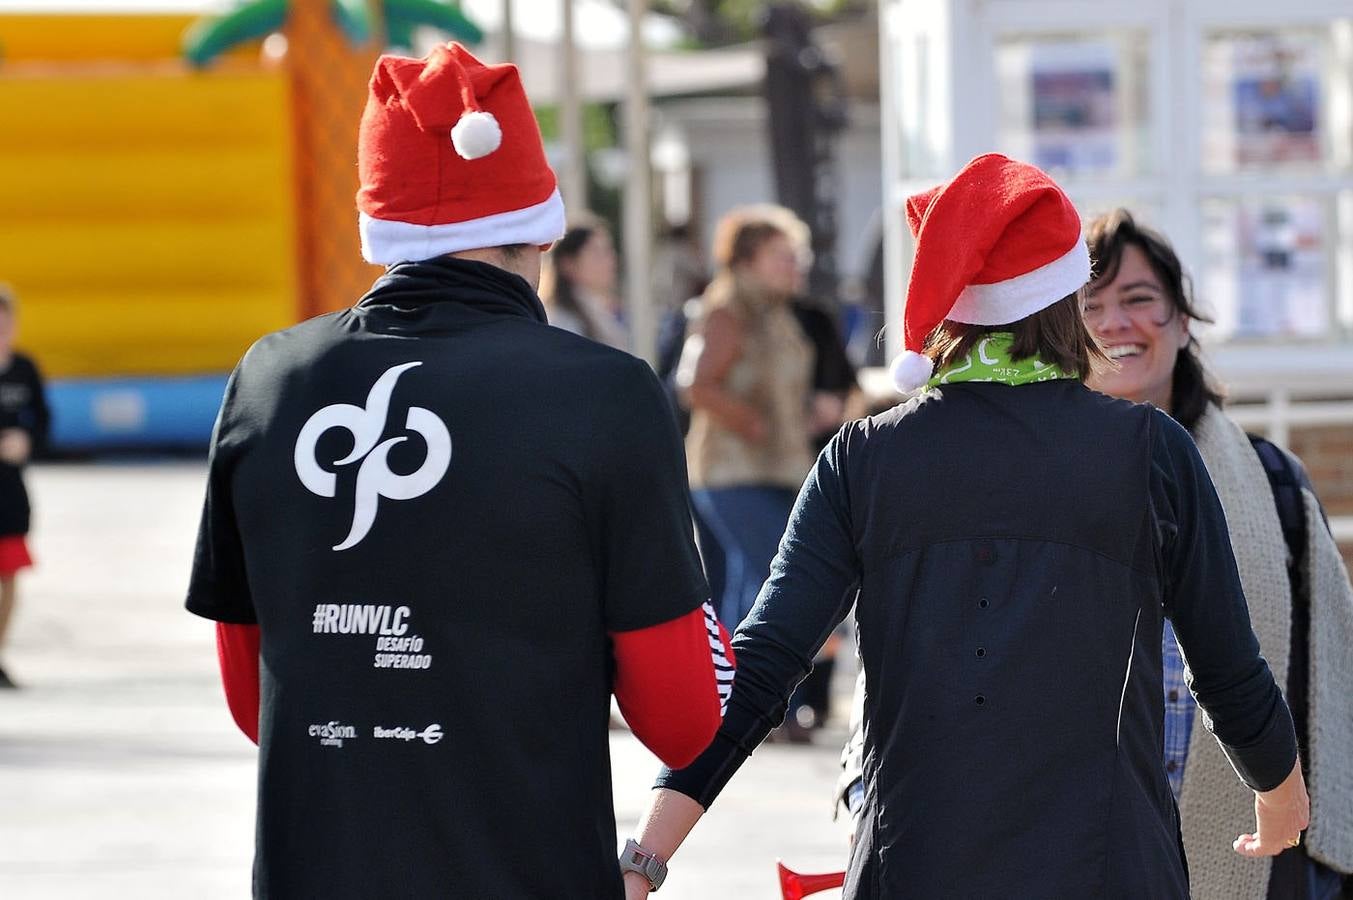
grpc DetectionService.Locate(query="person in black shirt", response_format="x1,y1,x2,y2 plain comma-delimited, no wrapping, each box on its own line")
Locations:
186,44,733,899
0,286,49,689
622,156,1306,898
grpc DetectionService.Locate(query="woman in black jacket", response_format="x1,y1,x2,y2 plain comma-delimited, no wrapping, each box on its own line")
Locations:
617,156,1308,899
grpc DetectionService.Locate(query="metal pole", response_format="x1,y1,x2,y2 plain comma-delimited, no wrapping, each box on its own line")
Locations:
501,0,516,63
623,0,655,363
559,0,587,209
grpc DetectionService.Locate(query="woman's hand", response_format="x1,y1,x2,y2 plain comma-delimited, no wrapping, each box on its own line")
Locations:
623,871,652,899
1233,760,1309,857
739,413,768,445
0,428,30,465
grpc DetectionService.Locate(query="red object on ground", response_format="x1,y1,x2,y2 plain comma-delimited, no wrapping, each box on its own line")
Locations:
777,860,846,899
0,535,33,576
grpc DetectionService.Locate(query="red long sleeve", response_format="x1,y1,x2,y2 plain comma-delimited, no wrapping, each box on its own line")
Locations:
215,622,261,745
610,602,735,769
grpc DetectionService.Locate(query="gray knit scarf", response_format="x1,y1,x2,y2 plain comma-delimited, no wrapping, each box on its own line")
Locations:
1181,405,1353,897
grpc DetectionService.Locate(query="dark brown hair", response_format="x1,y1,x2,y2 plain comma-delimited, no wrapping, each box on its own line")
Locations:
0,284,14,316
1084,208,1223,431
539,214,609,340
924,291,1107,380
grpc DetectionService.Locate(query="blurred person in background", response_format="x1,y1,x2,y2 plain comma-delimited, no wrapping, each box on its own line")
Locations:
624,155,1307,899
676,205,814,640
186,44,733,898
0,285,49,690
540,214,629,350
1083,208,1353,900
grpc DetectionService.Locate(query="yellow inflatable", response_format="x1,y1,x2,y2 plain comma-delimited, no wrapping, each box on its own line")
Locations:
0,9,297,379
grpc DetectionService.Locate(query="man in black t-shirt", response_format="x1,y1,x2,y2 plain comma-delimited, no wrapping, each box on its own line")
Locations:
187,44,732,899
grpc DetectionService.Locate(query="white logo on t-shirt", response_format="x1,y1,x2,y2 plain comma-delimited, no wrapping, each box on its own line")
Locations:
294,362,452,551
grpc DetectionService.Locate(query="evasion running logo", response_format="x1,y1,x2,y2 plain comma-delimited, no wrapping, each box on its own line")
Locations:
309,721,358,748
293,362,452,551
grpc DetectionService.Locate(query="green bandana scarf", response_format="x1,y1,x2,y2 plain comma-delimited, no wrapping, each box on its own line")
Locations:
927,332,1076,388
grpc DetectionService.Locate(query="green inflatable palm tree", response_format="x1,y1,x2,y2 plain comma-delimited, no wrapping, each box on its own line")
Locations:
182,0,485,319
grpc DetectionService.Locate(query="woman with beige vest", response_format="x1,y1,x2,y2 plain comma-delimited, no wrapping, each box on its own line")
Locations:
677,206,814,631
1084,209,1353,899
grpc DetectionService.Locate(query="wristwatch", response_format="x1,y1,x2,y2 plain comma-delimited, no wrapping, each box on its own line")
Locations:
619,839,667,892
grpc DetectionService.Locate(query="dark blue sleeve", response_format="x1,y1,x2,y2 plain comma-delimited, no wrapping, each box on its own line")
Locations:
596,358,708,632
185,362,256,625
1151,411,1297,792
656,426,861,808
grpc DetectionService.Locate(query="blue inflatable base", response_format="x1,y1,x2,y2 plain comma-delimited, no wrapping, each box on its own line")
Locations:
48,375,228,452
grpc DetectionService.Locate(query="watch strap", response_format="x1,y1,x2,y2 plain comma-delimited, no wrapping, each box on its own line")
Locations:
620,838,667,891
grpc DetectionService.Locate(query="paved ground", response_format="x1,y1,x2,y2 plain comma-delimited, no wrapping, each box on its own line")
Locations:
0,463,853,899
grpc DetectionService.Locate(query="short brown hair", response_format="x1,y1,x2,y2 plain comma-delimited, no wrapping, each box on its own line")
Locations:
923,291,1107,380
0,284,15,316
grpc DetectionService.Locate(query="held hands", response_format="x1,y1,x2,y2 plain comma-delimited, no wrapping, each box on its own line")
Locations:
740,413,768,446
1234,760,1310,858
622,870,652,899
0,428,31,465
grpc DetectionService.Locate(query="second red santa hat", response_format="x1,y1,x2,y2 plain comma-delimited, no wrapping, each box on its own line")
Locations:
357,43,566,264
890,153,1091,392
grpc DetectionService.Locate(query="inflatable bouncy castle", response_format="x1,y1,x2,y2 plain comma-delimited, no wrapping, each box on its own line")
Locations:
0,1,479,449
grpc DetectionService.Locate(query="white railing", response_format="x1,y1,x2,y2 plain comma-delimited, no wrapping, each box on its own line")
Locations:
1212,346,1353,545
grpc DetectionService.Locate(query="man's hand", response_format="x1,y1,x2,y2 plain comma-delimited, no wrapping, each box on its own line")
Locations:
1233,760,1310,858
0,428,31,465
622,870,652,899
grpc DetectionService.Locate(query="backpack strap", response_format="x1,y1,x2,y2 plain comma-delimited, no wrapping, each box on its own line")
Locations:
1247,434,1309,577
1247,433,1311,764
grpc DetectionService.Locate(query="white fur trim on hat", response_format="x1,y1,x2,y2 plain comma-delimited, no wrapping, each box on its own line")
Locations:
947,239,1092,326
359,188,567,264
450,110,502,160
889,349,933,394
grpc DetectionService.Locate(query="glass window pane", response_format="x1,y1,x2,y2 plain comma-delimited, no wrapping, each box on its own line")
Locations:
1200,196,1330,340
1201,28,1345,174
995,32,1152,179
1073,197,1163,233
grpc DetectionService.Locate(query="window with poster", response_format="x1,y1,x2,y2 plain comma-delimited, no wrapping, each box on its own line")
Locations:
878,0,1353,366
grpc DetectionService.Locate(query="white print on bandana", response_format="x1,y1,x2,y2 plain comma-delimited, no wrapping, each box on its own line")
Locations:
309,721,358,748
373,724,445,745
312,603,435,670
294,362,452,551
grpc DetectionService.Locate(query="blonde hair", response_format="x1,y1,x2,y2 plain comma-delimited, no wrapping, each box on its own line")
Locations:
709,204,811,273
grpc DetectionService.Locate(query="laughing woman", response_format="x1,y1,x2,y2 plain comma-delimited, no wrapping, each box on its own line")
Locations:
1083,209,1353,900
619,158,1308,899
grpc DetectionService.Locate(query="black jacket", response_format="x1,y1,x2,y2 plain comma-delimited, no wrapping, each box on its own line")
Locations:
660,380,1297,898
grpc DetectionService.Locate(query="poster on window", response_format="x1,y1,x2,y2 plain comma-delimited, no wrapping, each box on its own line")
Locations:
1028,41,1119,173
1201,197,1327,340
1203,32,1324,170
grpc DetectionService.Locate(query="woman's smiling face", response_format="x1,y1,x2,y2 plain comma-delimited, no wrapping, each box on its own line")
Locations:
1083,243,1190,412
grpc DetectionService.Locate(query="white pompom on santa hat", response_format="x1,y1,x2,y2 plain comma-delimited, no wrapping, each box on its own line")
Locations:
356,43,566,264
889,153,1092,392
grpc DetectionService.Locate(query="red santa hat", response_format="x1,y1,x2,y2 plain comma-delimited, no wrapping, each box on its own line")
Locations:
889,153,1091,392
357,43,566,265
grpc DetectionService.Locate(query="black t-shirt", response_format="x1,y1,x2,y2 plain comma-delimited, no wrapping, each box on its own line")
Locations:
186,258,708,899
0,352,49,537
